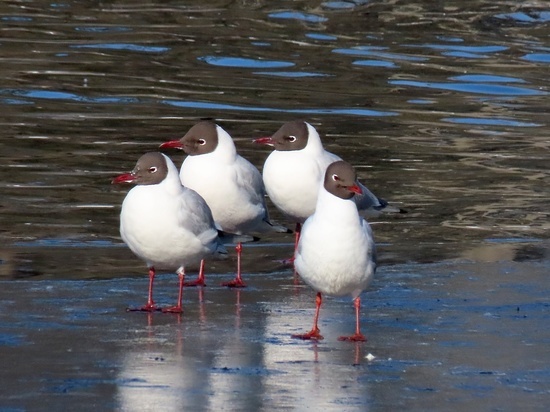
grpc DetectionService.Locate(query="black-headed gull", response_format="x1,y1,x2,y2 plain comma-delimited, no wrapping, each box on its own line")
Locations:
112,152,226,313
160,121,289,288
292,160,377,341
255,120,403,255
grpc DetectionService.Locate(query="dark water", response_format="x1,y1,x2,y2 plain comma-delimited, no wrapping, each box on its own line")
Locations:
0,1,549,410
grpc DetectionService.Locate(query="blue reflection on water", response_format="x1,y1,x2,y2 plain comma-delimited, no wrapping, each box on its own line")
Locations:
443,51,488,59
75,26,132,33
70,43,169,53
389,80,546,96
450,75,525,83
1,89,141,104
251,41,272,47
306,33,338,41
333,47,427,62
485,238,543,244
1,16,33,22
408,99,435,105
268,11,328,23
522,53,550,63
0,98,33,105
253,71,329,77
442,117,541,127
14,238,117,248
0,88,397,117
162,99,397,117
353,60,398,68
412,44,508,53
494,11,550,24
199,56,294,69
322,2,357,10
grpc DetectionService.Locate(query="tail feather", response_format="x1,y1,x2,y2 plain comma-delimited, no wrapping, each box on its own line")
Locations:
217,230,260,244
265,220,293,234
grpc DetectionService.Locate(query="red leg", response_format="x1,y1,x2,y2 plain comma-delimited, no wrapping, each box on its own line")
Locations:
338,297,367,342
222,242,247,288
294,222,302,254
292,292,324,340
282,222,301,266
184,259,206,287
293,222,302,283
127,267,160,312
163,268,185,314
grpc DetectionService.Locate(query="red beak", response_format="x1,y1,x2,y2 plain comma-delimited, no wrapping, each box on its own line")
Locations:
159,140,184,150
112,173,136,185
349,184,362,195
253,137,274,146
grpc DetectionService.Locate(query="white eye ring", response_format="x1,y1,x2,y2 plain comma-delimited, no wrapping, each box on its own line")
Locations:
288,135,297,142
332,173,339,181
198,139,206,145
149,166,158,173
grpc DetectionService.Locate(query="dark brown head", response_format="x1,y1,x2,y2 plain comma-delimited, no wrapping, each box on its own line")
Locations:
160,121,219,155
269,120,309,151
180,121,219,155
324,161,362,199
112,152,168,186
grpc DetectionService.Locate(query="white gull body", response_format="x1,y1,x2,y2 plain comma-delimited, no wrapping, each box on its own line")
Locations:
293,160,376,341
179,123,273,235
120,154,222,268
260,121,396,224
295,179,376,299
161,121,287,287
115,152,224,312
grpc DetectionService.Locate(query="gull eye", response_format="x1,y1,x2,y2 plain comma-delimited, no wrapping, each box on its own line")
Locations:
149,166,158,173
198,138,206,145
332,174,339,181
287,135,297,143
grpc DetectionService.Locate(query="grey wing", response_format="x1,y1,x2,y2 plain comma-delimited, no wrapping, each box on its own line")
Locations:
354,182,387,212
362,218,377,271
355,182,407,216
178,187,219,246
235,156,290,232
234,155,267,204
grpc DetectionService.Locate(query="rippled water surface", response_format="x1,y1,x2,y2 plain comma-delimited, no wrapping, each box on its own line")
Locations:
0,0,548,410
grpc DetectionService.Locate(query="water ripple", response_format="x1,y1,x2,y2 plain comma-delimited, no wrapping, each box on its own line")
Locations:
161,99,397,117
0,89,141,104
198,56,294,69
442,117,541,127
389,80,546,96
494,11,550,25
450,75,525,83
411,44,508,54
333,47,427,62
268,11,328,23
253,71,330,78
70,43,169,53
74,26,132,33
522,53,550,63
353,60,398,68
305,33,338,41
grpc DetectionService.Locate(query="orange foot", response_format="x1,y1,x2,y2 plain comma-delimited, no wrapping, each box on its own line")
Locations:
161,305,183,314
292,328,324,341
184,278,206,287
222,278,247,288
126,303,161,312
338,333,367,342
